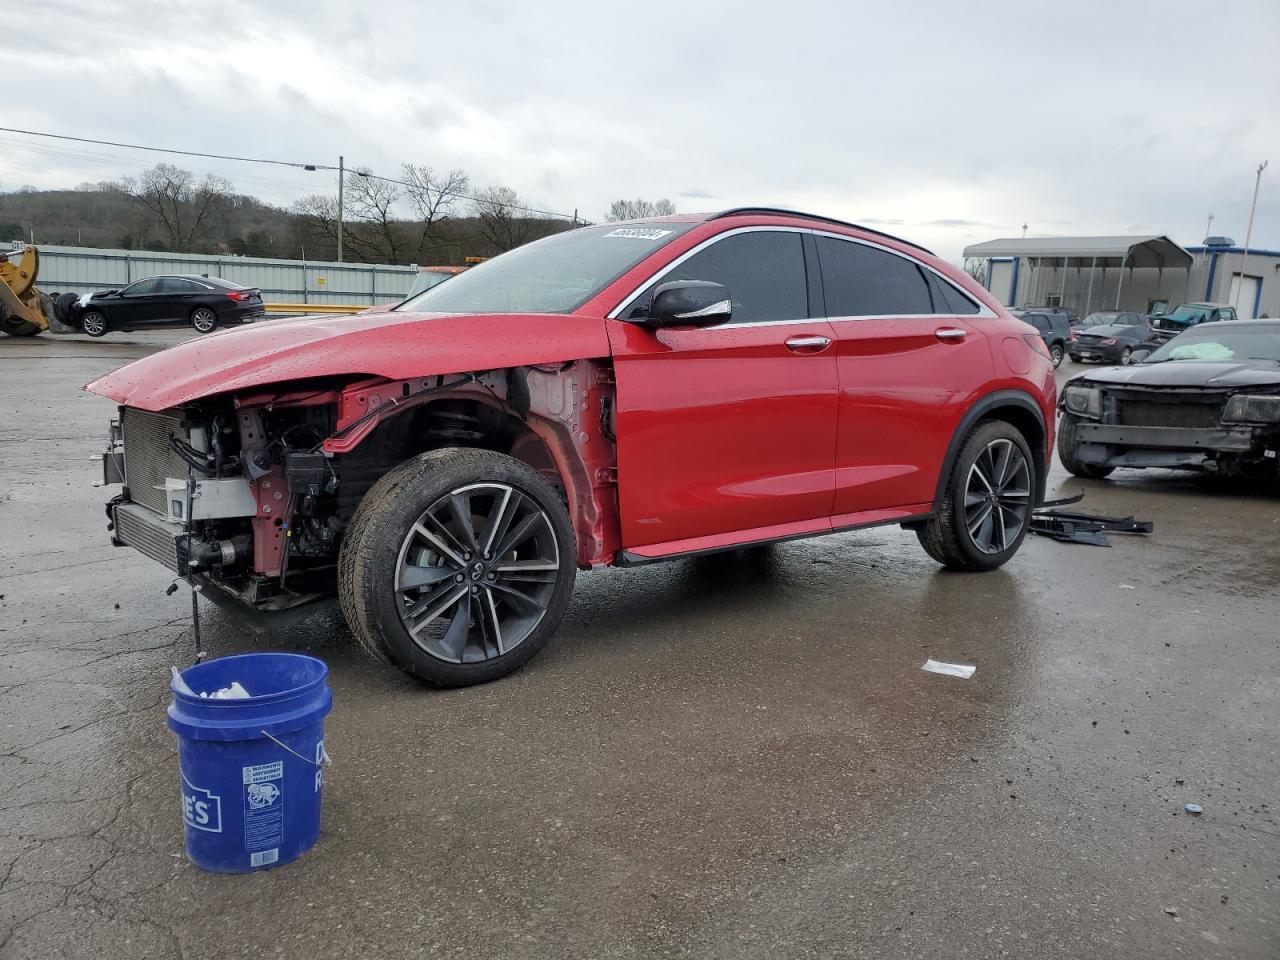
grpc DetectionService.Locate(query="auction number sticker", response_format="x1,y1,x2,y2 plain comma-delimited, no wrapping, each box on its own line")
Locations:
602,228,673,240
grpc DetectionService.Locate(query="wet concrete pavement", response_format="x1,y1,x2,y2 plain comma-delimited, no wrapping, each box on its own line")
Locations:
1,330,1277,959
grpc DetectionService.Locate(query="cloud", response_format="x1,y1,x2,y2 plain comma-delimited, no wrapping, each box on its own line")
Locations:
5,0,1279,261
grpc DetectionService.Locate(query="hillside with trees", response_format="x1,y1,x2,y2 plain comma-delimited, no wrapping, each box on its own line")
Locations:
0,165,675,266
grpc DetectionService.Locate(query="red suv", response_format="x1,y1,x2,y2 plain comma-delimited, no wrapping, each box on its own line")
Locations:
88,208,1056,687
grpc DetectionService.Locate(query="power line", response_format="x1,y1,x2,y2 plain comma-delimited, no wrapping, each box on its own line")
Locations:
0,125,587,222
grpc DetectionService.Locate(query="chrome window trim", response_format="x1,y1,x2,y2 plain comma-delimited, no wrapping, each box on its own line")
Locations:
607,224,995,324
607,225,810,322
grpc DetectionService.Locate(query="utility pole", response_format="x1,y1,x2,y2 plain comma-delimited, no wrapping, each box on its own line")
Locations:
1204,212,1214,242
337,155,344,263
1234,160,1268,310
1021,223,1028,238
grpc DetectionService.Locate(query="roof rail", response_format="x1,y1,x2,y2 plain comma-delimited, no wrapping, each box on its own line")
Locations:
711,207,934,255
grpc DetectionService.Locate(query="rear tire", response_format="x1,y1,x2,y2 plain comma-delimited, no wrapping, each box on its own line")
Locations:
1058,413,1115,479
917,420,1036,572
191,307,218,333
1049,343,1064,367
338,448,577,688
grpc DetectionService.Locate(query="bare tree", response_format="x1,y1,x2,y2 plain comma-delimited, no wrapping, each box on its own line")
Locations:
606,198,676,221
401,164,469,261
963,257,989,286
118,163,234,251
473,186,539,253
341,167,407,261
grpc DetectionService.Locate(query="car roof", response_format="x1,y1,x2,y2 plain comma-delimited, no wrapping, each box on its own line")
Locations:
148,274,242,288
617,207,934,256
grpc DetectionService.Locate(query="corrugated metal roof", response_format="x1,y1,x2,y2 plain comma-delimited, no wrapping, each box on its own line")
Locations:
963,235,1192,269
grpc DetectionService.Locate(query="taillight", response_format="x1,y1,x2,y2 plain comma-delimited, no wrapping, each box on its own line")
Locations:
1022,334,1051,360
226,290,251,302
1099,338,1117,345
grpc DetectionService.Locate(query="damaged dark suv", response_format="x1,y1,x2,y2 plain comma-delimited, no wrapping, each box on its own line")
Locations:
1058,320,1280,484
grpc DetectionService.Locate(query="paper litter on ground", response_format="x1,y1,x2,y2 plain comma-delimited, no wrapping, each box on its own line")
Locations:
922,659,976,679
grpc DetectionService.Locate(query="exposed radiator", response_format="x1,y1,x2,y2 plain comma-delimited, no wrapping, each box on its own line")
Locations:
120,407,190,515
114,501,183,572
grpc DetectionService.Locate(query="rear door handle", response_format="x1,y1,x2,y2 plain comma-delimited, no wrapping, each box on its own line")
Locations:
935,327,967,342
785,335,832,353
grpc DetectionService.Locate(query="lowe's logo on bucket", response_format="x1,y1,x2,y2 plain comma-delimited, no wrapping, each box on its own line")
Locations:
182,775,223,833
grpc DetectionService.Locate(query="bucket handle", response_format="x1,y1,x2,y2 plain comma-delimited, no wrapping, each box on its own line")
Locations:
262,731,332,767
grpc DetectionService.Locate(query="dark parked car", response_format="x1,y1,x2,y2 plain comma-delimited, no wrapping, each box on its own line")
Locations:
1018,304,1080,326
1013,309,1073,367
1059,320,1280,483
1069,321,1153,365
75,275,264,337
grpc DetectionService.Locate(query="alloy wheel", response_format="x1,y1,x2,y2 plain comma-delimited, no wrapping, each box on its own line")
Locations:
81,312,106,336
192,309,217,332
963,438,1032,555
393,482,560,663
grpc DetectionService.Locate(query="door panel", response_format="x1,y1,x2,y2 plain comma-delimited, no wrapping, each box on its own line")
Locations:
608,318,839,549
828,315,993,517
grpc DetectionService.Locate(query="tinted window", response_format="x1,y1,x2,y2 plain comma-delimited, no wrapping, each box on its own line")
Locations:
816,236,932,316
1023,314,1050,332
631,230,807,324
157,278,200,293
124,278,159,295
925,271,980,315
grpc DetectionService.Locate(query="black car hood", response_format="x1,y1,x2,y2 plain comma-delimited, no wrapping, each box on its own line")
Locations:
1081,360,1280,389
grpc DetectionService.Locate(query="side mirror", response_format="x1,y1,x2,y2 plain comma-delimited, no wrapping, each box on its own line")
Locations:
645,281,732,328
1129,348,1152,363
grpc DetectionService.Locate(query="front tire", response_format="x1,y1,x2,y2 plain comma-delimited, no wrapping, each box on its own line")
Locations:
338,448,577,687
80,310,109,337
917,420,1036,571
1058,413,1115,479
190,307,218,333
1119,347,1133,365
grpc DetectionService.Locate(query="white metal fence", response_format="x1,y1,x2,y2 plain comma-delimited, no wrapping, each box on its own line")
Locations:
25,244,419,306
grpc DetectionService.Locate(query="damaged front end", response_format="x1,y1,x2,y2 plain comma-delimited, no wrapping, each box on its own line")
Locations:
99,364,620,620
1060,381,1280,476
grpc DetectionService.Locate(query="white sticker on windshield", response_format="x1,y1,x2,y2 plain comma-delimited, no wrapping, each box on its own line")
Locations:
602,228,673,240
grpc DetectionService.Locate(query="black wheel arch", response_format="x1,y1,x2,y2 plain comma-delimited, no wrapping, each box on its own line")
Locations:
933,390,1049,511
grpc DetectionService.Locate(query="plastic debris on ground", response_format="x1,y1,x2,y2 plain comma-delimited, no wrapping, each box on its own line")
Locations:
1030,494,1154,548
1185,802,1203,816
922,659,976,679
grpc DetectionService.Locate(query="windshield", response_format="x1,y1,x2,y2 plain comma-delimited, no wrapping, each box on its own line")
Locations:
1144,325,1280,363
1160,305,1210,325
403,271,456,299
393,222,695,314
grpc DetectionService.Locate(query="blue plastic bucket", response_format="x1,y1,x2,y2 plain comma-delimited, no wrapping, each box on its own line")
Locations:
167,653,333,873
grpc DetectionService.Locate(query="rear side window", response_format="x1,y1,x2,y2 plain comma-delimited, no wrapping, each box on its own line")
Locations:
1024,314,1050,332
158,278,200,293
816,236,932,316
924,271,981,315
632,230,808,324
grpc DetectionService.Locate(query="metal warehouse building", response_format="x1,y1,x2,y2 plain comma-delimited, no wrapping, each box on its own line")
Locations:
964,235,1279,319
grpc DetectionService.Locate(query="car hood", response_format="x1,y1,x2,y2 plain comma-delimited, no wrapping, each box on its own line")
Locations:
85,309,609,410
1080,360,1280,389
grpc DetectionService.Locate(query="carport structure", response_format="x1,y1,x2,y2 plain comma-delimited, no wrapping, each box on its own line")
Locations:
964,236,1194,314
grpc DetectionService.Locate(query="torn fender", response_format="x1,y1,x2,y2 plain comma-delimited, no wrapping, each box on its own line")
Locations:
84,310,611,411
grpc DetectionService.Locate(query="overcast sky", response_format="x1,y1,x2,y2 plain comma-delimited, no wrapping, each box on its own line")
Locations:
5,0,1278,262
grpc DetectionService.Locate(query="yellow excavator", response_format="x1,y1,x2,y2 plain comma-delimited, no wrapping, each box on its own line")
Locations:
0,246,75,337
